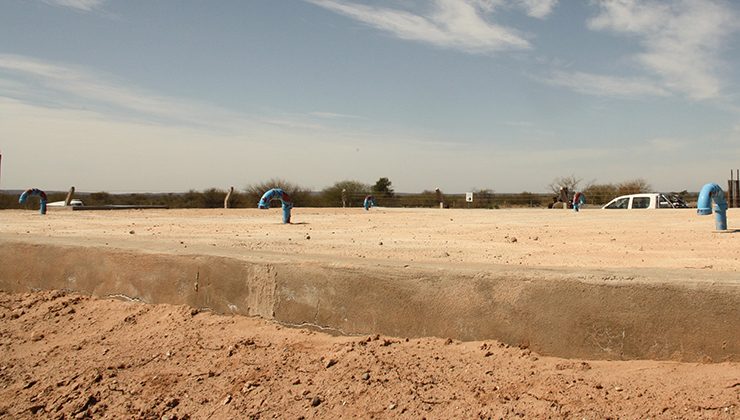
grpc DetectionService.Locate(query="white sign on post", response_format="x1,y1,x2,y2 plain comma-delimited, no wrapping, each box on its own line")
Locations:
465,192,473,203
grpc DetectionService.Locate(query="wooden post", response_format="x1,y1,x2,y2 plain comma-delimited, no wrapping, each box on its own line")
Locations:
736,169,739,208
64,186,75,206
728,181,732,208
224,186,234,209
731,171,735,209
733,171,736,208
734,169,740,208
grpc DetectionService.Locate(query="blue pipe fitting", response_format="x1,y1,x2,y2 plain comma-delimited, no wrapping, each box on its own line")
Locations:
572,192,585,212
19,188,48,215
363,195,376,211
258,188,293,224
697,183,727,231
281,201,292,224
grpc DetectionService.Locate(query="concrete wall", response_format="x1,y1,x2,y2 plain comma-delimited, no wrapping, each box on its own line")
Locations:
1,242,738,362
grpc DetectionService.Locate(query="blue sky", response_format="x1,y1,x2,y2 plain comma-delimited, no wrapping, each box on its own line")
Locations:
1,0,739,193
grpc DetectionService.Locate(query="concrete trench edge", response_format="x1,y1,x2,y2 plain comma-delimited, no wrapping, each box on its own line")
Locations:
0,242,737,362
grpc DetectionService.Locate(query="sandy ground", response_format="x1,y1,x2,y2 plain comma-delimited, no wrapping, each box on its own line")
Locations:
1,290,738,419
1,207,739,418
1,207,739,272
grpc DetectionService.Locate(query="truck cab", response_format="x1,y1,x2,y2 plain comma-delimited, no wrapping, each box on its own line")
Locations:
602,193,688,209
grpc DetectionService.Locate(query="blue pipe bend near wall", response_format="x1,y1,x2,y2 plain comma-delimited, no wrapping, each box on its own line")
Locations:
258,188,293,224
696,182,727,231
364,195,376,211
572,192,586,212
19,188,48,215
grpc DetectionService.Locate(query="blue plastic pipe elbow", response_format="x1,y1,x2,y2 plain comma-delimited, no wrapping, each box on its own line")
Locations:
363,195,376,211
258,188,292,224
697,183,727,230
572,192,585,212
281,201,292,224
19,188,48,215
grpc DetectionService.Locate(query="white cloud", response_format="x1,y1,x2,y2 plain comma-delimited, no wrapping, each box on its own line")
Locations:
543,70,670,98
43,0,105,12
0,55,378,137
588,0,739,100
514,0,558,19
308,111,364,120
0,54,378,143
306,0,531,53
0,54,249,129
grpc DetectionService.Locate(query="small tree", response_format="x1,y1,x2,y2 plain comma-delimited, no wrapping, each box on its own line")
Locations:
175,189,228,208
201,188,227,208
547,175,582,195
372,177,395,198
583,183,619,205
517,191,542,207
321,180,370,207
617,178,651,195
243,179,312,207
415,189,442,207
88,191,111,206
182,189,205,208
473,188,495,208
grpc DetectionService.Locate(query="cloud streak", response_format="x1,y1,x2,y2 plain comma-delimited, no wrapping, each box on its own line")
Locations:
43,0,105,12
3,56,670,194
514,0,558,19
0,54,207,125
306,0,532,53
588,0,739,100
0,54,371,145
543,70,669,98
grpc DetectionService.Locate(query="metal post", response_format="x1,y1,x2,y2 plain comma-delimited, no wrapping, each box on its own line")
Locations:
730,170,739,209
730,170,735,209
728,180,733,209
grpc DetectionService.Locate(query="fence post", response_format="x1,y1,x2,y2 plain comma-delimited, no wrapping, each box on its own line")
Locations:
736,170,740,208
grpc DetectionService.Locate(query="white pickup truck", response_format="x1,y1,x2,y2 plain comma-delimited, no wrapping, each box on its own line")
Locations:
46,199,85,207
602,193,688,209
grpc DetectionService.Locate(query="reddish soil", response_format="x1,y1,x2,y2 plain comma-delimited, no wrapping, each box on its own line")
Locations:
1,290,738,419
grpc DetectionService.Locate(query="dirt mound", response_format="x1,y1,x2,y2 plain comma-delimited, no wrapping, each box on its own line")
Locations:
1,290,737,419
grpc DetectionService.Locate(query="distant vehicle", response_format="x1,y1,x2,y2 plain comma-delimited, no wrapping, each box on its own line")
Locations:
46,199,85,207
602,193,688,209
